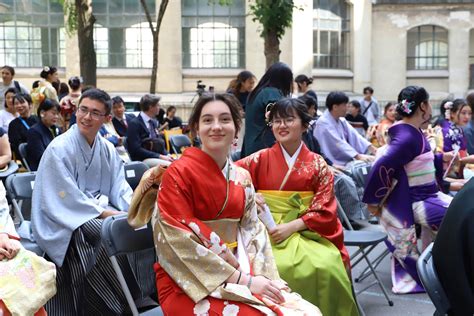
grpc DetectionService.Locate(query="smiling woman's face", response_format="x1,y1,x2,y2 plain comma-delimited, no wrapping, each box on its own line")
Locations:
197,100,236,155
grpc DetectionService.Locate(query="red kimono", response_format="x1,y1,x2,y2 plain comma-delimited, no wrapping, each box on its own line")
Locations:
236,143,349,268
152,148,321,315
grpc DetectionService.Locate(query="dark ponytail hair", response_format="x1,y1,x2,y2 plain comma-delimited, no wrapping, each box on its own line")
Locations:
40,66,57,79
396,86,430,119
227,70,255,100
248,62,293,104
294,74,313,91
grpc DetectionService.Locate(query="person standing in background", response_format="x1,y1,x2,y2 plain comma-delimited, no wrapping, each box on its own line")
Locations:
0,66,28,109
359,86,380,126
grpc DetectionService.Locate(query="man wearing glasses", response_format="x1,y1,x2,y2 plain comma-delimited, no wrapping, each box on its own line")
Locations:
31,88,154,314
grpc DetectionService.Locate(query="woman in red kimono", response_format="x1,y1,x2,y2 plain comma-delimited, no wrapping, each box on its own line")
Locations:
128,94,321,315
236,98,358,316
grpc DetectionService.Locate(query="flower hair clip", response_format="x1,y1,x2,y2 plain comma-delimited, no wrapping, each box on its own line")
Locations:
43,66,50,72
399,99,414,114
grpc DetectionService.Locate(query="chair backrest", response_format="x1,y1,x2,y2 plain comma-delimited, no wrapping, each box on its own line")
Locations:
163,129,183,152
18,143,31,171
416,243,451,315
335,197,355,230
5,172,36,200
124,161,149,191
169,134,191,154
101,214,155,257
5,172,36,223
349,162,372,188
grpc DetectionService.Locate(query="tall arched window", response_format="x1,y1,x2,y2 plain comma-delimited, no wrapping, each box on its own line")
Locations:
313,0,351,69
407,25,448,70
182,0,245,68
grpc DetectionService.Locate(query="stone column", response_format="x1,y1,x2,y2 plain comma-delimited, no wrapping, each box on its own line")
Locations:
351,0,372,93
448,11,471,98
290,0,313,76
156,0,183,93
245,2,266,79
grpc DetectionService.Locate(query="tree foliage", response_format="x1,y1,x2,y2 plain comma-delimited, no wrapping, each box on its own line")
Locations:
52,0,77,36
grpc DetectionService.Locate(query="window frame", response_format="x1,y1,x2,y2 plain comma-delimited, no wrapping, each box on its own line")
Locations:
312,0,351,70
406,25,449,71
181,0,245,69
0,0,65,68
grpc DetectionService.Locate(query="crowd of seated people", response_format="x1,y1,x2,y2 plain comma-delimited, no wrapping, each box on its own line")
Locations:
2,62,474,316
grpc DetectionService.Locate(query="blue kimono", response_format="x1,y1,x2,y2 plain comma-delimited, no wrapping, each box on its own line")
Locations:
31,124,132,266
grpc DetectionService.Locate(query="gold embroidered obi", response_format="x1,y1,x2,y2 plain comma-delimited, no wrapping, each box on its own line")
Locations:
204,218,239,249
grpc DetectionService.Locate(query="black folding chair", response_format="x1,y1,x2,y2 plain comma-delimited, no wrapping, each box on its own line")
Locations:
18,143,31,171
169,134,191,154
337,199,394,312
5,172,43,256
101,214,163,316
417,243,450,316
124,161,149,191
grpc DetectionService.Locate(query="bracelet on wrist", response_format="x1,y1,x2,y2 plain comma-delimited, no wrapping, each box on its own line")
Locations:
236,271,242,284
246,275,253,289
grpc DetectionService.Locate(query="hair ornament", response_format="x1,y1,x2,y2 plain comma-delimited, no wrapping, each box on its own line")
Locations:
399,99,414,114
43,66,50,72
265,102,275,125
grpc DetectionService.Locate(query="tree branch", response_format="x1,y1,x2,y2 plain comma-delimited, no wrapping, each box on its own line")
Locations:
155,0,170,35
140,0,156,36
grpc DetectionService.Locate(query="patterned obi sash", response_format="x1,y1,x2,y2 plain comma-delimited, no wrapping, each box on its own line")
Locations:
203,218,239,250
257,190,314,225
404,151,436,187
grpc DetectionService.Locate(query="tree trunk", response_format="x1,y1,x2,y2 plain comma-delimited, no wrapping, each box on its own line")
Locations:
76,0,96,87
150,32,158,94
264,29,280,69
141,0,169,94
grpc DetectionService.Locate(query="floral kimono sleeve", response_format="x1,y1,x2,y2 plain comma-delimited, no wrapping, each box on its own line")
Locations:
153,168,236,303
236,168,279,280
302,155,339,237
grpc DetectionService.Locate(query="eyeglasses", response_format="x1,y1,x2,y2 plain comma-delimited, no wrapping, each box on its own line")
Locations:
77,106,107,121
270,117,297,127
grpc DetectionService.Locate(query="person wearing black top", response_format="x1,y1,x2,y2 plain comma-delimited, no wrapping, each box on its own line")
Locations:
126,94,172,167
8,93,38,158
226,70,256,111
432,178,474,316
295,74,318,105
111,96,135,137
27,99,61,171
345,100,368,136
163,106,182,130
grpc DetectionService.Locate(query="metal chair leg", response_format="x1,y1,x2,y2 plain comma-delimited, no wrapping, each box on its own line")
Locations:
359,246,394,306
356,248,390,283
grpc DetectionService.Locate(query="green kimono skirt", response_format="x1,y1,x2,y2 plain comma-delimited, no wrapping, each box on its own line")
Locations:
259,190,359,316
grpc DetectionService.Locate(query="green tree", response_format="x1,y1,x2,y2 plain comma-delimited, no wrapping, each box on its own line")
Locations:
218,0,296,69
140,0,170,94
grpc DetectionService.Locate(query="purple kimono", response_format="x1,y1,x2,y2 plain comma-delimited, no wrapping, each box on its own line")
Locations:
439,120,467,152
363,123,452,294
